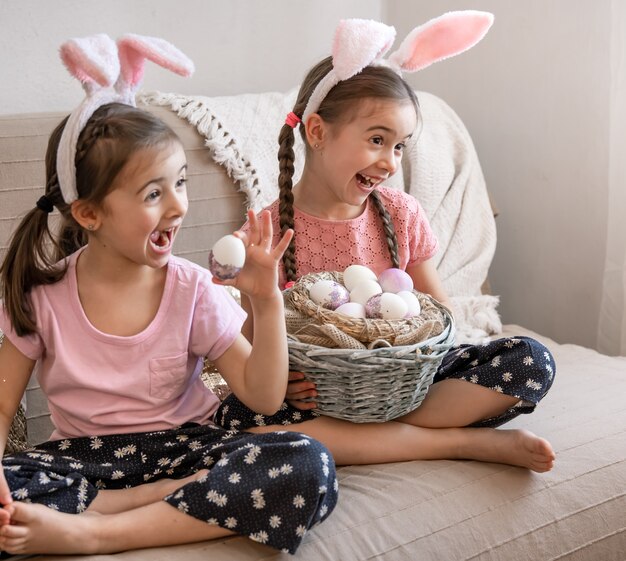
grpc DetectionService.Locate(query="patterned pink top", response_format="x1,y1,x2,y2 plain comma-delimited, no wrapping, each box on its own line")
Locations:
249,186,439,289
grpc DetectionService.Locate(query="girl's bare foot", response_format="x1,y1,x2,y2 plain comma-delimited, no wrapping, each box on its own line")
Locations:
0,501,99,554
461,428,555,472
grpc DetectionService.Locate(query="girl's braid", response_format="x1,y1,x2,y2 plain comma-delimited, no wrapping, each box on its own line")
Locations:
370,189,400,269
74,121,108,167
278,123,298,283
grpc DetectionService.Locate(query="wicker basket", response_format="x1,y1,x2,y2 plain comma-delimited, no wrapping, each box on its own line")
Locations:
285,272,456,423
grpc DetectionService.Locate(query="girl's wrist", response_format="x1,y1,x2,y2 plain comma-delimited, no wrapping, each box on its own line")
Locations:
248,288,284,312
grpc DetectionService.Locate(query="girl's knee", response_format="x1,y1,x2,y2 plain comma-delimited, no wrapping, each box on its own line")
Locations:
518,337,556,394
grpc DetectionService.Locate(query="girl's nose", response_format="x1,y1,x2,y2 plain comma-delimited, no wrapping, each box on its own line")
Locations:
379,152,399,175
167,189,188,216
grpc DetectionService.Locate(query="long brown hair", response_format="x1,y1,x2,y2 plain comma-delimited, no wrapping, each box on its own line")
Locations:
0,103,179,336
278,57,419,282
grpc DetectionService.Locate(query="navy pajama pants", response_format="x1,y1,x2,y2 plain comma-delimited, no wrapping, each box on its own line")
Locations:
217,336,555,429
3,422,338,553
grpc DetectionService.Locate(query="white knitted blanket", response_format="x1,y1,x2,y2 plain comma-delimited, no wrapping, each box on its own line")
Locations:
139,90,501,342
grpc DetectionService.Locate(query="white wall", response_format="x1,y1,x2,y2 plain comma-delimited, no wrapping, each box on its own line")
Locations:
1,0,621,352
0,0,382,113
386,0,617,351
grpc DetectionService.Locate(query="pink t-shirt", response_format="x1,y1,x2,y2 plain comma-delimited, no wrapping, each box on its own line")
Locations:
0,249,246,441
250,186,438,288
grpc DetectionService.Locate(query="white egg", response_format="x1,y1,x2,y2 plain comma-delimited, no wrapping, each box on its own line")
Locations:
397,290,422,317
365,292,409,320
343,264,378,291
309,280,350,310
378,268,414,293
208,234,246,280
349,279,383,306
335,301,367,318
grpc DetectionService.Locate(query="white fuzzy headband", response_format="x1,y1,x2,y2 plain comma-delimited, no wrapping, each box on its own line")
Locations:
56,33,194,204
299,11,494,124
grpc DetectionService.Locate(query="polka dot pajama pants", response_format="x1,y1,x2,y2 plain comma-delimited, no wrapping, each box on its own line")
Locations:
2,423,338,553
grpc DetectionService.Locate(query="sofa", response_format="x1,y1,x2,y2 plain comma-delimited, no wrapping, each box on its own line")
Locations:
1,88,625,560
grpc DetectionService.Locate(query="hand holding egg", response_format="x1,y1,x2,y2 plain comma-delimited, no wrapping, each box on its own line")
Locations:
210,210,293,301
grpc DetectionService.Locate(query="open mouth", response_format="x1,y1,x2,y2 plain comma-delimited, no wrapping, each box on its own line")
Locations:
356,173,381,189
149,227,175,251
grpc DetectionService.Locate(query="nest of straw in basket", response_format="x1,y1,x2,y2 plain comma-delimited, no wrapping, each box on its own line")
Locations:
285,271,449,350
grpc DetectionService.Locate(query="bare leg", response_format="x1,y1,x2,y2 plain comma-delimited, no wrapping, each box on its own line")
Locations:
87,469,208,514
0,499,234,555
396,379,520,428
248,418,555,472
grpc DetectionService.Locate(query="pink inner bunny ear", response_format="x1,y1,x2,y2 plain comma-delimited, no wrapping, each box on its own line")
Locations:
332,19,396,79
117,34,195,88
59,34,119,88
388,11,494,73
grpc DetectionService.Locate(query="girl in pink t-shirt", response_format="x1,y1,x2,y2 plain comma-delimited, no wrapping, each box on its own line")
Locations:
222,15,556,474
0,34,336,556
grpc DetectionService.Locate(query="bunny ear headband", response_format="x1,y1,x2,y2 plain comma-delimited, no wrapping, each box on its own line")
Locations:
291,11,494,126
55,33,194,205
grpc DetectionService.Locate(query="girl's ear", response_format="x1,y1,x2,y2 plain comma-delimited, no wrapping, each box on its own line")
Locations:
303,113,327,148
70,200,101,232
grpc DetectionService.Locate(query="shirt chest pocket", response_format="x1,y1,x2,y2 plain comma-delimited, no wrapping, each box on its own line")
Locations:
149,352,189,400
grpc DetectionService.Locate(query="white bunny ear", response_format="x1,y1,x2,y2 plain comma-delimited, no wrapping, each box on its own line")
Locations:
59,34,119,92
387,11,494,73
116,34,195,96
332,19,396,79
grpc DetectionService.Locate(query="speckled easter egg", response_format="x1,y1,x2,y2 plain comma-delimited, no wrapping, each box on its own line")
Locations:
309,280,350,310
378,268,414,293
397,290,421,318
208,235,246,280
343,264,378,291
335,301,367,318
365,292,409,320
349,279,383,307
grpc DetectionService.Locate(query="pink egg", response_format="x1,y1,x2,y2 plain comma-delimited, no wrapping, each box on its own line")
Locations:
378,268,414,293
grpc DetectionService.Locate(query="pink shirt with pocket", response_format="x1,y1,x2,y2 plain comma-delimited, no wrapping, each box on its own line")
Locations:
0,249,246,441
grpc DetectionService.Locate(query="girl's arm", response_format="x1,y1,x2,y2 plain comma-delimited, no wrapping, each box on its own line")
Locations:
406,258,454,313
239,294,254,343
212,210,294,416
0,336,36,508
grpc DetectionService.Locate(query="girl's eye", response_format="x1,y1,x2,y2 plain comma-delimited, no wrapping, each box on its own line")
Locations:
371,136,384,146
395,143,406,152
145,190,160,202
176,177,188,189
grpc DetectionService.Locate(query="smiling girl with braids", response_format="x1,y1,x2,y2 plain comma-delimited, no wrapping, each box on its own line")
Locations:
218,12,557,474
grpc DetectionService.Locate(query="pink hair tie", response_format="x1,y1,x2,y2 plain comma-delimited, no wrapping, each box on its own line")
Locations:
285,112,302,128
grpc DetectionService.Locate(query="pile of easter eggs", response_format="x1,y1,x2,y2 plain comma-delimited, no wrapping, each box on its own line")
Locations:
308,265,421,320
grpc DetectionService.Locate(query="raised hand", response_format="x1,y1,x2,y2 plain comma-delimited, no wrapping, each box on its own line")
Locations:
213,209,293,302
